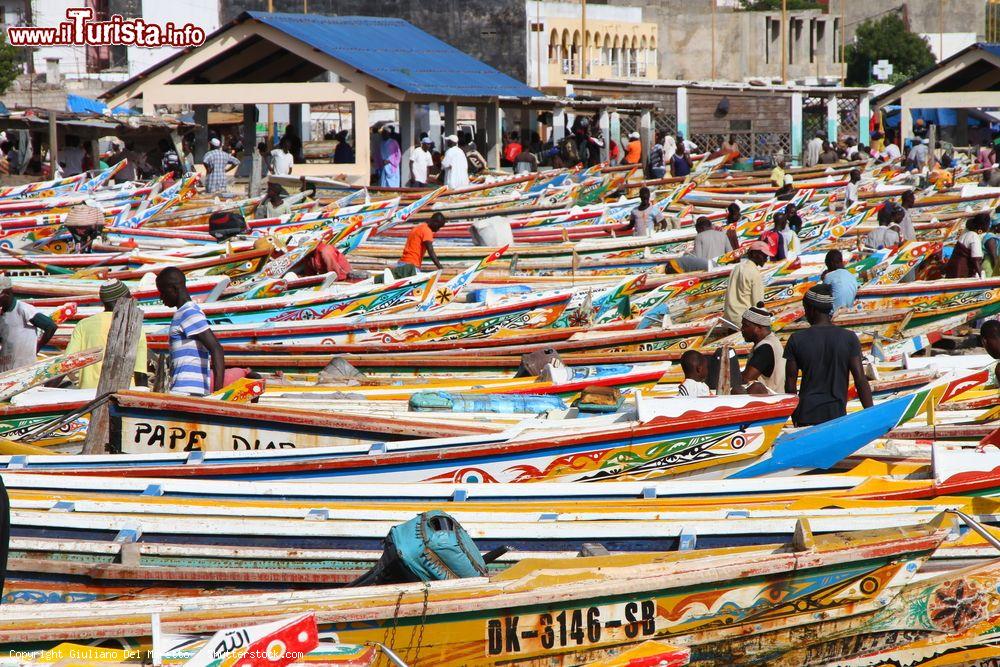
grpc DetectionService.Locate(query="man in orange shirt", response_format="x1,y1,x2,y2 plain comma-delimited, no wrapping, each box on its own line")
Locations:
623,131,642,165
393,212,446,278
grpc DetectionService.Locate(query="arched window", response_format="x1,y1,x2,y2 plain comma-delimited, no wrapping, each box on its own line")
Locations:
548,29,560,63
639,36,647,76
648,36,657,77
602,33,611,67
560,29,570,67
611,35,621,76
629,35,639,77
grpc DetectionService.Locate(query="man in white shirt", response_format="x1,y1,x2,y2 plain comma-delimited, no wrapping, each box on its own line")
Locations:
844,168,861,208
908,138,929,171
269,138,294,176
60,135,86,175
410,136,434,187
441,134,469,190
883,141,901,161
805,132,824,167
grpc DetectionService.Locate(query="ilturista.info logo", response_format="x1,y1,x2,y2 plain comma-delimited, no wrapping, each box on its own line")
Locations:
6,7,206,48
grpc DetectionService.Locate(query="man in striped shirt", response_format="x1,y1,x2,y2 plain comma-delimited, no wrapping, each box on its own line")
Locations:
155,267,225,396
202,138,240,194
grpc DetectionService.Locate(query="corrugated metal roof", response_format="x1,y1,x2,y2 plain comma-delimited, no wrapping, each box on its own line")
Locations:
246,11,541,99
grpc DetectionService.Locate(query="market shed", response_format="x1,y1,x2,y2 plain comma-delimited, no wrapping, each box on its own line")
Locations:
100,11,542,184
875,43,1000,146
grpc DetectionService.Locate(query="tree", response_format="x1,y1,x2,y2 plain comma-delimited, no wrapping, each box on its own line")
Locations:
845,13,935,86
0,33,19,97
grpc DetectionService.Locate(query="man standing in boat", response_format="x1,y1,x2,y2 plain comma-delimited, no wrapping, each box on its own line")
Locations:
722,241,769,331
783,285,873,426
0,276,57,373
738,305,784,395
66,280,148,389
155,267,226,396
393,212,446,279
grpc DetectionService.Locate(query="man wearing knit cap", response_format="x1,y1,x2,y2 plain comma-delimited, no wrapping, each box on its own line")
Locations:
739,305,784,395
0,276,57,372
722,241,769,330
783,284,873,426
65,280,148,389
63,204,105,253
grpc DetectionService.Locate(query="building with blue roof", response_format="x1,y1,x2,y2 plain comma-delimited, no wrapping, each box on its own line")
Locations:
101,11,544,185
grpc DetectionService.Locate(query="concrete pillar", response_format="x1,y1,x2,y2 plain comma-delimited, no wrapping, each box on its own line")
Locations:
485,101,501,169
677,87,689,139
44,57,60,85
474,105,487,154
859,96,871,145
900,94,913,148
826,95,838,142
790,92,803,167
956,109,969,147
89,139,100,174
519,106,532,144
442,102,457,154
399,101,415,186
355,99,371,182
639,110,652,170
598,107,610,163
427,104,443,146
242,104,256,155
288,103,308,162
551,107,566,143
193,105,209,163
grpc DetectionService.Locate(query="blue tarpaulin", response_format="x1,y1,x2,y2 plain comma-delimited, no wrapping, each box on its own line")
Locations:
66,94,138,116
882,104,986,129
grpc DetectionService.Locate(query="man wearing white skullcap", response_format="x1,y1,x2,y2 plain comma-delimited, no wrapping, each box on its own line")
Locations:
739,305,784,395
783,284,873,426
202,137,240,193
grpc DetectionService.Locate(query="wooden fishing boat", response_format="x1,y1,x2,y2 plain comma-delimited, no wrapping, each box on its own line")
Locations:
0,393,796,482
0,516,957,667
140,291,573,347
853,278,1000,326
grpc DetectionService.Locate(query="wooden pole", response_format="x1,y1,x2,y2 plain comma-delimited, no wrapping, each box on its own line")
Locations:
938,0,943,62
81,298,143,455
716,345,732,396
780,0,787,83
536,0,542,87
47,111,57,177
711,0,717,80
581,0,587,77
841,0,846,82
267,0,275,147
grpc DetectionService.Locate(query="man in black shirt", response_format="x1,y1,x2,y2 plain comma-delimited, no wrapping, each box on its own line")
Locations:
739,305,784,395
783,285,874,426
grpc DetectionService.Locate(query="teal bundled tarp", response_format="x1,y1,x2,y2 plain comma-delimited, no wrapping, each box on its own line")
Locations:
390,511,487,581
409,390,566,413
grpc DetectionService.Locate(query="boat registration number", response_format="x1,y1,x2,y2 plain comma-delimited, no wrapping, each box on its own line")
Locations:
486,599,657,656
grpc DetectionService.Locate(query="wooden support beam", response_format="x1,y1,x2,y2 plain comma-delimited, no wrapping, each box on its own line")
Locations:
82,299,143,455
